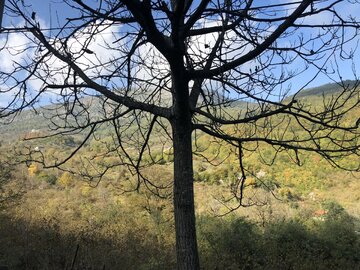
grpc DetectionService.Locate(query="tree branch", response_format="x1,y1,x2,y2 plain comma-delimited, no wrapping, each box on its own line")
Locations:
190,0,313,79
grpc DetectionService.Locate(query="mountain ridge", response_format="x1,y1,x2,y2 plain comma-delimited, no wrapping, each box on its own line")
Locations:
0,80,357,143
295,80,358,98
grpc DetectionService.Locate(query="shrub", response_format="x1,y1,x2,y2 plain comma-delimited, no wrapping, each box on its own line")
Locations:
198,216,263,269
58,172,74,188
37,172,57,185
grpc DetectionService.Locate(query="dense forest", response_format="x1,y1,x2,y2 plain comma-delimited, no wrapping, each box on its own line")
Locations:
0,82,359,269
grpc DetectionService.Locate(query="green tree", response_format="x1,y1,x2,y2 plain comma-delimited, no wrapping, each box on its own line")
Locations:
0,150,23,204
0,158,11,204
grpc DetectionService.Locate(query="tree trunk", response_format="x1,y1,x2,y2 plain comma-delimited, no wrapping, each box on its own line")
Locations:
171,61,200,269
172,119,200,270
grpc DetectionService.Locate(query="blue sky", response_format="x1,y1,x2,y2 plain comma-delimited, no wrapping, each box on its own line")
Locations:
1,0,360,107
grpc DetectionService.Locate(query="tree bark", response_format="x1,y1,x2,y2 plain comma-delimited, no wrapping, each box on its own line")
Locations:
172,119,199,270
171,60,200,269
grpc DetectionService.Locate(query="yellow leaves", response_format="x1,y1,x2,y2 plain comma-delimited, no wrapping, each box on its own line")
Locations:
245,177,256,187
81,185,92,197
113,195,124,205
58,172,74,188
28,163,40,177
283,168,293,184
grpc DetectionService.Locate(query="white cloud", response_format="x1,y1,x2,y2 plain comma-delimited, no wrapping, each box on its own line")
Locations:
26,22,124,95
0,32,33,72
0,28,37,108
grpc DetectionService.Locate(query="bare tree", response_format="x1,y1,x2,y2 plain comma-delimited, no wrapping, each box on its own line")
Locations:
1,0,360,269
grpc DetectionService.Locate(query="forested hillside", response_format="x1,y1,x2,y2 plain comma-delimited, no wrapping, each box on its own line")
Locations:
0,82,359,269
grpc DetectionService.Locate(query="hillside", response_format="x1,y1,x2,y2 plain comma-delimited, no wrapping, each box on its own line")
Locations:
0,81,355,143
295,80,358,97
0,81,359,269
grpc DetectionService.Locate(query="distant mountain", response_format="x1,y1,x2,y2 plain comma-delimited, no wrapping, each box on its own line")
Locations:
0,110,48,143
294,80,358,98
1,80,358,144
